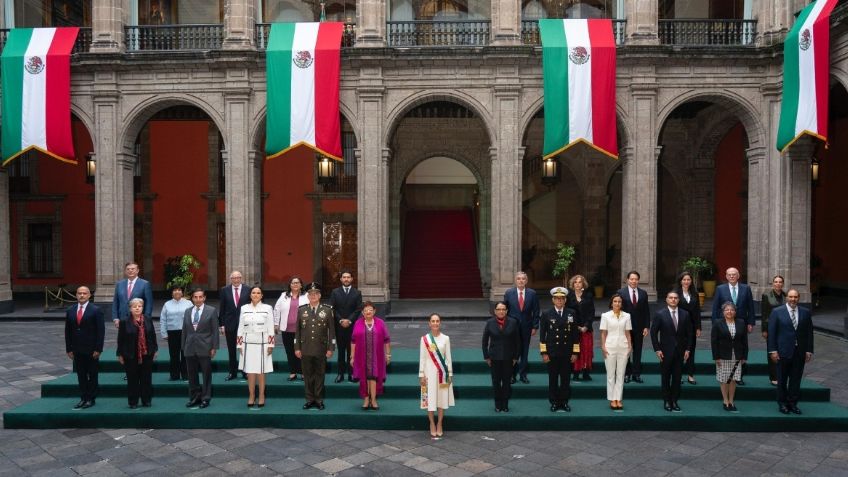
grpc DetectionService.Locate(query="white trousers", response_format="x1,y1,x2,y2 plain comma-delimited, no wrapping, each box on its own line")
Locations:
605,348,630,401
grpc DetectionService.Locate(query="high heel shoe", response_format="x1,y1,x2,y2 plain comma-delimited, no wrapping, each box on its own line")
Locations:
258,401,265,408
247,401,255,407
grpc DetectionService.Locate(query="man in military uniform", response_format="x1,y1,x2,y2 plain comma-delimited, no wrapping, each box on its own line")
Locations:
294,282,336,410
540,287,580,412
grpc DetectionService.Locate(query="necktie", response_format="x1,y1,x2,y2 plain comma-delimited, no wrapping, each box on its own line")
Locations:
672,309,678,331
791,308,798,330
731,286,738,304
557,309,562,318
193,307,201,330
519,290,524,311
127,280,133,299
632,289,637,305
76,305,84,325
345,287,350,294
234,287,240,305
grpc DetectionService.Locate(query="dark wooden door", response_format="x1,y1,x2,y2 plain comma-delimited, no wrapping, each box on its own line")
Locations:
322,222,357,291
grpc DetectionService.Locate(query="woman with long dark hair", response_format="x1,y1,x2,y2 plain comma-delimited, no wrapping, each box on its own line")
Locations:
675,271,702,385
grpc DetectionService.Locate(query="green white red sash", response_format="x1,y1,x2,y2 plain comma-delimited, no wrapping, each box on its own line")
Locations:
424,333,449,384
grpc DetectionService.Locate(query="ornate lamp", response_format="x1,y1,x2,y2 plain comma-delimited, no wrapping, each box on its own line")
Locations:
811,156,820,185
85,153,96,183
316,154,337,185
541,157,561,187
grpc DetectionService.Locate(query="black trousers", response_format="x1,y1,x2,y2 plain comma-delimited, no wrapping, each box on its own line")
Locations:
167,330,186,380
186,354,213,402
683,332,697,376
302,355,327,403
514,323,532,379
281,332,301,374
546,355,572,405
225,329,239,376
124,354,154,406
659,350,684,403
777,348,807,406
490,359,513,409
74,351,99,402
336,326,352,376
626,330,645,376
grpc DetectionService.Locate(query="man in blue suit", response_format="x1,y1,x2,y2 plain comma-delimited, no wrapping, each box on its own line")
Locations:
711,267,755,385
111,262,153,328
503,271,540,384
767,289,814,415
65,286,105,409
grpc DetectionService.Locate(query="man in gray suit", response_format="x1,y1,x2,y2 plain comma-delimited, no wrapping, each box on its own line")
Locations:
182,288,219,409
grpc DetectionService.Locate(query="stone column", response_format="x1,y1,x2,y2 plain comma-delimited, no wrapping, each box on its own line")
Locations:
755,0,807,47
356,0,386,47
91,0,125,53
745,145,767,295
489,85,522,300
0,167,12,313
490,0,521,46
625,0,659,46
620,83,659,299
780,143,815,302
356,85,389,302
223,88,261,283
223,0,255,50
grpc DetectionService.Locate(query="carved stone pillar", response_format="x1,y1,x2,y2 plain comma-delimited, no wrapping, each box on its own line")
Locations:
223,0,255,50
491,0,521,46
625,0,659,46
356,0,386,47
91,0,125,53
780,143,815,302
0,167,12,313
356,84,389,302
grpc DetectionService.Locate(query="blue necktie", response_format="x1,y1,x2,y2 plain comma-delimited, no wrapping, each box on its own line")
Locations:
731,286,738,304
193,308,201,327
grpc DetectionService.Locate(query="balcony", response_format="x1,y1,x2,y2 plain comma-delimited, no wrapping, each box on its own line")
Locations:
386,20,490,47
0,27,91,54
254,23,356,50
125,24,224,51
521,19,626,46
658,19,757,46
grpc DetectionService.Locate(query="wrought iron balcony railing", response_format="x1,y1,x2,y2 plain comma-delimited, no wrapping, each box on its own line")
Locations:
521,19,626,46
658,19,757,46
387,20,490,47
254,23,356,50
0,27,92,54
125,24,224,51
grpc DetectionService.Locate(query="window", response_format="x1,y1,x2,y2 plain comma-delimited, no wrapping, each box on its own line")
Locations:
27,223,54,274
389,0,490,21
659,0,746,19
521,0,621,20
11,0,92,28
137,0,224,25
262,0,355,23
7,153,31,194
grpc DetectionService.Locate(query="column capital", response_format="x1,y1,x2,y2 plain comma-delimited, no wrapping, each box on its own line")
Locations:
355,0,386,47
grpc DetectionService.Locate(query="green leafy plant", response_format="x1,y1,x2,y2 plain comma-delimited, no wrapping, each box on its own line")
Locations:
552,243,577,281
164,254,202,291
680,256,715,289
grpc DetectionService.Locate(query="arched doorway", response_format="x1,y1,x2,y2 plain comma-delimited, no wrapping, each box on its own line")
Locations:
388,99,491,299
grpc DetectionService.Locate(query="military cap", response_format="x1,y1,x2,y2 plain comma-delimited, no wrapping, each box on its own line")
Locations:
550,287,568,297
304,282,322,293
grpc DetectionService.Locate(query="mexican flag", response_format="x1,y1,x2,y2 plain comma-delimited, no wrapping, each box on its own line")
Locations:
266,22,343,161
1,27,79,166
540,19,618,159
776,0,838,152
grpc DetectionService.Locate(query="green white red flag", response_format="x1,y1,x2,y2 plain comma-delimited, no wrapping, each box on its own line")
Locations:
266,22,343,161
777,0,838,152
1,27,79,166
540,19,618,159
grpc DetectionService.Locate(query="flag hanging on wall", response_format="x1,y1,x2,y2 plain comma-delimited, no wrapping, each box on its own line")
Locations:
776,0,838,152
540,18,618,160
266,22,343,161
1,27,79,166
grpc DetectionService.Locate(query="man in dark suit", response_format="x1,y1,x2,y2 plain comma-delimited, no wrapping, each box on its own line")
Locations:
111,262,153,328
618,270,650,383
182,288,219,409
503,271,540,384
329,270,363,383
767,289,814,415
482,301,520,412
218,270,250,380
650,291,692,412
65,286,105,409
710,267,755,384
539,287,580,412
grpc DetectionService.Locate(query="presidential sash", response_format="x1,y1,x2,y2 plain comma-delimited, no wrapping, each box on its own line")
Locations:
424,333,450,389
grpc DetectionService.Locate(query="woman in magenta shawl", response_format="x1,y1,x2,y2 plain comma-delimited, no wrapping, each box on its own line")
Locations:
350,301,391,410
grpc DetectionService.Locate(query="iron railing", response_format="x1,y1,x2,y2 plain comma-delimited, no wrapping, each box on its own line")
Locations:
125,24,224,51
387,20,490,47
658,19,757,46
254,22,356,50
0,27,92,53
521,19,626,45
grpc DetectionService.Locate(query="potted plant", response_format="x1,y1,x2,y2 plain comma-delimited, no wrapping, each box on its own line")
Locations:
590,266,606,299
681,256,716,300
551,243,576,286
164,254,202,291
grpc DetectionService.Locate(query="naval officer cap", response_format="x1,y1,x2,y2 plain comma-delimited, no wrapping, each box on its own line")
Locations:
550,287,568,297
305,282,322,293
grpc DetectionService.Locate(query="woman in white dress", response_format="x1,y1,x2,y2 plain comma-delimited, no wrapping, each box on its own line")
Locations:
238,286,275,407
599,293,632,410
419,313,454,438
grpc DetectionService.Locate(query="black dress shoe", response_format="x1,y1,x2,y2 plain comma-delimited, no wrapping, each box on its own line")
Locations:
334,374,344,383
672,402,681,412
225,374,236,381
503,407,509,413
723,403,731,411
790,405,802,415
624,375,632,383
495,407,502,413
550,404,558,412
520,376,530,384
74,400,86,409
664,402,672,412
82,401,94,409
317,402,325,410
129,404,138,410
303,401,314,410
582,372,592,381
348,375,357,383
562,403,571,412
572,373,581,381
241,372,248,380
186,399,201,408
199,400,210,409
735,379,745,386
633,376,644,383
779,405,791,414
729,404,738,412
510,377,517,384
141,402,151,408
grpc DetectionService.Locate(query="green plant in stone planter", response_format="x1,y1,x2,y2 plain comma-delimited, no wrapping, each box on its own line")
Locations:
552,243,576,285
164,254,202,291
680,256,714,290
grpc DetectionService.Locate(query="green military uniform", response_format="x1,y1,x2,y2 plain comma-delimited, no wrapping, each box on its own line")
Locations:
294,301,336,407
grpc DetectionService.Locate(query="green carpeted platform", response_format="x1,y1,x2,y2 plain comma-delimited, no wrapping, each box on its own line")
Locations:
5,348,848,431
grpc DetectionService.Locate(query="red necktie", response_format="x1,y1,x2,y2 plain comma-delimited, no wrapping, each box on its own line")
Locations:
127,280,133,299
632,289,637,305
234,287,240,305
77,305,84,325
519,290,524,311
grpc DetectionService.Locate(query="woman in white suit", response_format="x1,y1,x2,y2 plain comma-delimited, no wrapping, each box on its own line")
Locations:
419,313,454,439
273,276,309,381
600,293,632,410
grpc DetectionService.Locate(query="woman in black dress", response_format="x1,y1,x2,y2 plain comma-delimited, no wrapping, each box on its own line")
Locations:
568,275,595,381
675,271,702,385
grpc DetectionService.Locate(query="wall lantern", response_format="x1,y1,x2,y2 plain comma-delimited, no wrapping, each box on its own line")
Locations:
811,157,819,185
541,157,561,187
85,153,96,183
316,154,337,185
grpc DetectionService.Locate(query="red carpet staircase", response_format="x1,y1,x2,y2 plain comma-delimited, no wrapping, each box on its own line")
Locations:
399,209,483,298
